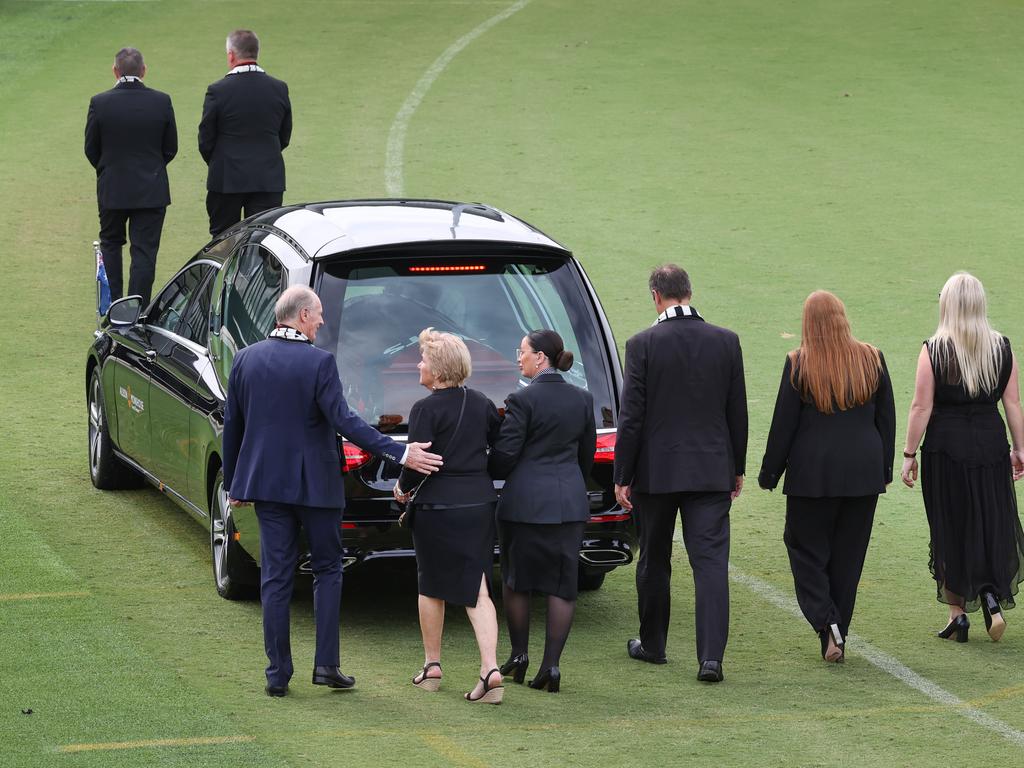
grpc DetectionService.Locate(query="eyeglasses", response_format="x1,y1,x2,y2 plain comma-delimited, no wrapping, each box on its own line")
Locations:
515,348,538,360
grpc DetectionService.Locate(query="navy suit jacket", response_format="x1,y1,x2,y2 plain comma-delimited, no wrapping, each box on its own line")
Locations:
84,80,177,209
223,337,405,508
490,373,596,524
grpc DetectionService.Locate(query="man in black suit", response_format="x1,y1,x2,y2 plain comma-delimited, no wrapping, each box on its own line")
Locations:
199,29,292,236
614,265,747,683
85,47,177,306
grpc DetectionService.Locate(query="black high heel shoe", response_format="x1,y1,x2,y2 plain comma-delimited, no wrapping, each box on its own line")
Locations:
981,592,1006,642
528,666,560,693
937,614,970,643
500,653,529,684
819,623,845,663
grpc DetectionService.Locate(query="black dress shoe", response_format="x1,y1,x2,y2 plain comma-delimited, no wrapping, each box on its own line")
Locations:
627,638,667,665
499,653,529,684
527,666,561,693
937,614,970,643
697,660,724,683
265,683,288,697
981,592,1006,642
312,666,356,689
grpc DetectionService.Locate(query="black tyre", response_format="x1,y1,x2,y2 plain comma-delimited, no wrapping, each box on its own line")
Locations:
87,368,143,490
210,468,259,600
578,568,607,591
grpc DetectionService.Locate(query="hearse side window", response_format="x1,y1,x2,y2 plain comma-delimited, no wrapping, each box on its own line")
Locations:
222,245,283,350
148,264,213,338
315,257,613,431
177,266,217,346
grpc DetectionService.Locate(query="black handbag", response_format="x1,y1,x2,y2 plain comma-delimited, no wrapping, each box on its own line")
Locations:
399,387,468,529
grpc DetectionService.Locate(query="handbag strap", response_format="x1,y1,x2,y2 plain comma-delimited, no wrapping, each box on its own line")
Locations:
408,387,468,502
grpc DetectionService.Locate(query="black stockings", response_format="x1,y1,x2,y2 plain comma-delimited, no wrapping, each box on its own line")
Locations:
503,585,576,669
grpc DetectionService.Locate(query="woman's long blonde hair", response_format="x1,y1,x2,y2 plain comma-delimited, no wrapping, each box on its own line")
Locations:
928,272,1003,397
789,290,881,414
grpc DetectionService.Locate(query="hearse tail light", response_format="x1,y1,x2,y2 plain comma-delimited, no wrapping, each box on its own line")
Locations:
341,442,372,473
408,264,486,273
594,431,616,463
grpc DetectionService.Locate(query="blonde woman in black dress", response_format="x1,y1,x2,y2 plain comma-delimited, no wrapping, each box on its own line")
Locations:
394,328,504,703
902,273,1024,642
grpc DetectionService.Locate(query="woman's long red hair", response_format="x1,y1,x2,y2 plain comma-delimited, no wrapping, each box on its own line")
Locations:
789,291,881,414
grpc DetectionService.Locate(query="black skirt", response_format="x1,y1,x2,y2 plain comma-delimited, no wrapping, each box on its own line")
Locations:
411,502,496,607
498,520,586,600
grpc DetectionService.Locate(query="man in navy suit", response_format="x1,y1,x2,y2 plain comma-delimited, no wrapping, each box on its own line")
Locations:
198,29,292,236
85,47,177,305
223,285,442,696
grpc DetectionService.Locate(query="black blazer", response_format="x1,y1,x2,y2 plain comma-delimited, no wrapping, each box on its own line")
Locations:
84,81,177,209
398,387,501,505
614,310,748,493
490,374,597,524
758,352,896,496
198,70,292,193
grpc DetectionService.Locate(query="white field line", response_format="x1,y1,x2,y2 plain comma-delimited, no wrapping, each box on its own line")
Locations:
669,529,1024,746
384,0,531,196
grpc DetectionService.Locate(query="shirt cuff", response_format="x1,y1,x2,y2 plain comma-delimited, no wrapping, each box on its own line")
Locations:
398,445,410,465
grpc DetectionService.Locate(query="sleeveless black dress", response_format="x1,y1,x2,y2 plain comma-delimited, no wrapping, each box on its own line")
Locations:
921,336,1024,612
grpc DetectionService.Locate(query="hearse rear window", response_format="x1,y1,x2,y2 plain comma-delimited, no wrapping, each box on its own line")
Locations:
315,257,613,432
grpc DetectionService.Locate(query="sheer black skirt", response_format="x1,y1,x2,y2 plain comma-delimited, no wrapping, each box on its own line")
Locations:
921,451,1024,613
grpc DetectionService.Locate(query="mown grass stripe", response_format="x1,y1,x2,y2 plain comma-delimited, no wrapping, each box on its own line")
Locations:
0,591,90,602
58,735,255,753
419,734,491,768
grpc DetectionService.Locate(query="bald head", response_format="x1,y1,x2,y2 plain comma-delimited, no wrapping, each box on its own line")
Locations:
274,285,324,341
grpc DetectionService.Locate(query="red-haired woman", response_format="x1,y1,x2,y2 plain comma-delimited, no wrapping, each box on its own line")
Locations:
759,291,896,662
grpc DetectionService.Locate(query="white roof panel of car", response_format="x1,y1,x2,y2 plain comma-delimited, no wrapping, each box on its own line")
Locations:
271,203,565,258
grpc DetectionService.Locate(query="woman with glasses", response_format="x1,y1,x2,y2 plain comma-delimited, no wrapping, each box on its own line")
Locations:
490,329,596,693
902,273,1024,642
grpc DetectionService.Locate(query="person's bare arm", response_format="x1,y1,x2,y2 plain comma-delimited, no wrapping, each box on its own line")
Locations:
901,346,934,487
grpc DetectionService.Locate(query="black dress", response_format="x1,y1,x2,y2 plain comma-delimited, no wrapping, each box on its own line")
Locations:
399,387,501,607
921,336,1024,612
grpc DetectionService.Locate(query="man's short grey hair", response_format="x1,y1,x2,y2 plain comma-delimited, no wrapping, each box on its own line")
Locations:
274,285,318,324
648,264,692,301
226,29,260,60
114,47,145,77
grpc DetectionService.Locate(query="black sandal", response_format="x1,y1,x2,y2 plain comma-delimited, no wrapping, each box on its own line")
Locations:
413,661,442,692
465,668,504,704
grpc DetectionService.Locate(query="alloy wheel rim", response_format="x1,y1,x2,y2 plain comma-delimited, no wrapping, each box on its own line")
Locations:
88,376,102,478
212,479,229,588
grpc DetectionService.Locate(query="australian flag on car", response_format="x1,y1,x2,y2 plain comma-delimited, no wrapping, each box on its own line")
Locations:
94,241,111,316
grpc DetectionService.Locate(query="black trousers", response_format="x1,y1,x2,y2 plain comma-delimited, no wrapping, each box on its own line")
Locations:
207,191,283,236
784,494,878,637
98,206,166,306
634,490,731,663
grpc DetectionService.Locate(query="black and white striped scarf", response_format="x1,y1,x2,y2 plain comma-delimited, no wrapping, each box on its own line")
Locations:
268,326,310,343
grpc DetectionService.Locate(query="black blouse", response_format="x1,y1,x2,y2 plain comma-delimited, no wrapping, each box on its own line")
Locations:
758,352,896,497
398,386,501,505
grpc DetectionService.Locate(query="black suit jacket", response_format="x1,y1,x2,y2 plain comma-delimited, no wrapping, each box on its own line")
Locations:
490,374,597,524
398,387,501,505
758,352,896,496
614,310,748,494
198,69,292,193
84,81,177,209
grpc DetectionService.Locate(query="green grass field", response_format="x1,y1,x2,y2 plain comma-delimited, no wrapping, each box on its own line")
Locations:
2,1,1024,765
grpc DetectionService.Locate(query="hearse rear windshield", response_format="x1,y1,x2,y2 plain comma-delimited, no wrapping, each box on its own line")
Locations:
314,255,614,432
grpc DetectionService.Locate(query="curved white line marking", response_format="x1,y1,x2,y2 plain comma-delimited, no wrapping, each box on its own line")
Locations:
385,0,531,196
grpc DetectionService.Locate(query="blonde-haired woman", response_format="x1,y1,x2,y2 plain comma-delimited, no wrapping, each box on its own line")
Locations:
902,273,1024,642
394,328,504,702
759,291,895,662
